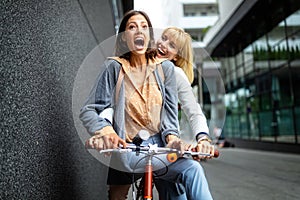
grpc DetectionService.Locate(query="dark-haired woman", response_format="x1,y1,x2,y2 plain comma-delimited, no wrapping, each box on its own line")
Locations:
80,10,213,200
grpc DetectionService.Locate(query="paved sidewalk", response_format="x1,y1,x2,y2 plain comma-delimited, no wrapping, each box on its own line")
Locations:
202,148,300,200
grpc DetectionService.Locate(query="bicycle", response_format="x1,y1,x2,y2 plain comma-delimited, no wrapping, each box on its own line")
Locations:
96,131,219,200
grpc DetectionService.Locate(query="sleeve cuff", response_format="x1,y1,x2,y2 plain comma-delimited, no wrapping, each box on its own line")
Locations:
195,132,210,141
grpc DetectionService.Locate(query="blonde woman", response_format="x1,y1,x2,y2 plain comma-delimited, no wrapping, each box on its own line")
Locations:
156,27,212,160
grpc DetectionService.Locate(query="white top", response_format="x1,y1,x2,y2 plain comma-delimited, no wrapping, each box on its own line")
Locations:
175,67,209,136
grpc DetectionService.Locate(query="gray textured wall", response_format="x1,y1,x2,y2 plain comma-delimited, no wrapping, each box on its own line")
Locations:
0,0,121,199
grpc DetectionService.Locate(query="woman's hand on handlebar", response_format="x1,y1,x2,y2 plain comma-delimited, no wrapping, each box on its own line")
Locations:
166,135,186,156
85,129,127,153
190,140,214,161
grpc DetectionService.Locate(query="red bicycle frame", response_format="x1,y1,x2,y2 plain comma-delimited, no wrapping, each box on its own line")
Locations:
144,156,153,200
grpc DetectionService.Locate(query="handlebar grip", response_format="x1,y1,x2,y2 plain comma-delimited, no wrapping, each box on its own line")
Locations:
190,147,220,158
213,149,220,158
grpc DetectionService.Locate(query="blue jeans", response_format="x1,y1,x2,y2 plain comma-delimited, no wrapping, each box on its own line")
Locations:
146,134,213,200
108,134,213,200
154,158,213,200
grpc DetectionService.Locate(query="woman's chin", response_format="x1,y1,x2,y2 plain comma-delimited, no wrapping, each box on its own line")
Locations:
132,49,147,56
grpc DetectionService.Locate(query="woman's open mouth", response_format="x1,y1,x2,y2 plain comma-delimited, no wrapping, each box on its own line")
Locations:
134,37,145,50
157,47,166,57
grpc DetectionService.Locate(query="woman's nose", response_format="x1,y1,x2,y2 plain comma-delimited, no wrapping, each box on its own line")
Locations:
136,26,144,34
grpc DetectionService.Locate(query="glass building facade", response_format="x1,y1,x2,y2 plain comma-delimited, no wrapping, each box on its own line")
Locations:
220,9,300,144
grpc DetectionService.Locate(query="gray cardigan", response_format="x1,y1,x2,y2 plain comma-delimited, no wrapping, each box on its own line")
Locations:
79,58,179,145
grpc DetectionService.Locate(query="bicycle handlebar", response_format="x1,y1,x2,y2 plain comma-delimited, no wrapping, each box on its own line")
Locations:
99,143,219,158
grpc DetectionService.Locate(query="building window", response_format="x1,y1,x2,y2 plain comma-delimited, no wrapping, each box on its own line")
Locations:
185,28,203,41
183,4,218,17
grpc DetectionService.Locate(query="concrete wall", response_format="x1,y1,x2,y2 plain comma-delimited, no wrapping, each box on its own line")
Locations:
1,0,120,199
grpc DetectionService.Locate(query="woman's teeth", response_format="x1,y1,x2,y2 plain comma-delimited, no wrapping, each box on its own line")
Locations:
158,48,166,56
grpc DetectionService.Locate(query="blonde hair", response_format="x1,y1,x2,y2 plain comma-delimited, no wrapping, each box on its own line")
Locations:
162,27,194,83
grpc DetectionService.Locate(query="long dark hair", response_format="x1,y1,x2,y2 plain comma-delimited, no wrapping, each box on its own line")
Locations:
115,10,156,62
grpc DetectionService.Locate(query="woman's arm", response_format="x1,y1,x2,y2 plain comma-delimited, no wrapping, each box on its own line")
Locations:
79,59,120,135
175,67,214,159
159,61,180,144
80,59,127,150
175,67,209,136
